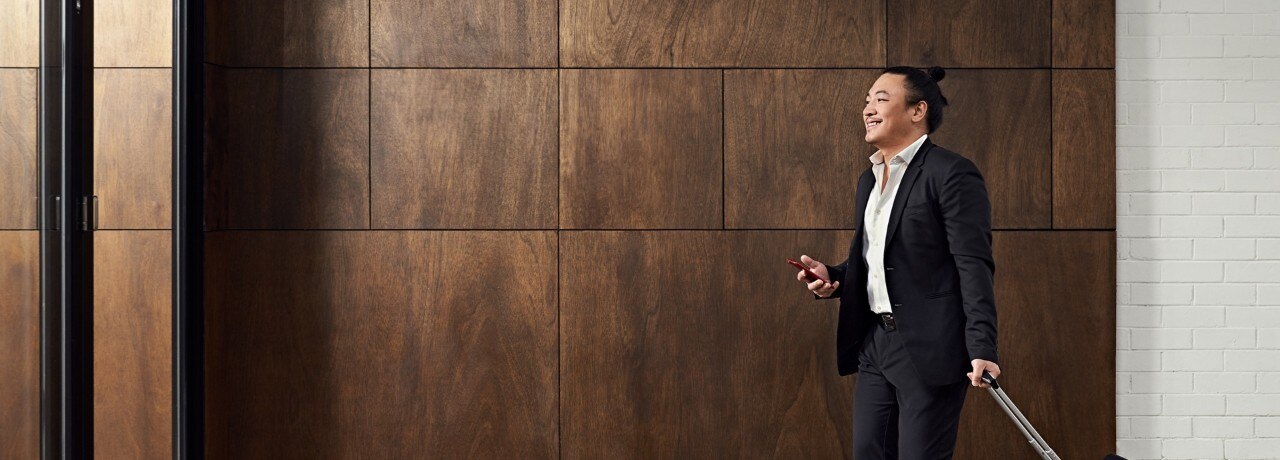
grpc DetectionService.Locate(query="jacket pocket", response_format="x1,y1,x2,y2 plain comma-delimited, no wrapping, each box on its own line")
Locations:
904,202,931,216
924,289,957,299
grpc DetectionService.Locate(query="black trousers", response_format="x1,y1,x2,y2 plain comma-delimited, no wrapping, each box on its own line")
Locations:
852,319,969,460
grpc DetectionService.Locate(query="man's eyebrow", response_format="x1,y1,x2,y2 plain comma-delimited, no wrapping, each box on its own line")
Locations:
866,90,890,97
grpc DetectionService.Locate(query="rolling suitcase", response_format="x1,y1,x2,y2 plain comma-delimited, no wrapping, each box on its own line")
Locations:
980,371,1130,460
980,371,1063,460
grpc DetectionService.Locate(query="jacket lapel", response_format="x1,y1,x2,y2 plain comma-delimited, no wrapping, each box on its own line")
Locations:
854,168,874,232
884,138,934,247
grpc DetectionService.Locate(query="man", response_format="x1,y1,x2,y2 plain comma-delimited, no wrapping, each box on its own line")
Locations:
794,66,1000,459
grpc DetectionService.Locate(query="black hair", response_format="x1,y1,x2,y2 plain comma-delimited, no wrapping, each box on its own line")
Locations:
880,66,949,133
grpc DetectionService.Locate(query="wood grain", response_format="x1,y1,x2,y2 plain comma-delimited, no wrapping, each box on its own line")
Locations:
205,0,368,67
1054,70,1116,229
0,69,38,230
371,70,557,229
954,231,1115,460
561,230,856,458
205,231,558,458
724,70,878,229
95,69,172,229
928,70,1053,229
0,232,39,460
371,0,557,67
94,231,172,459
560,70,722,229
0,0,39,67
561,0,885,68
1054,0,1116,68
95,0,173,67
204,67,369,230
887,0,1051,68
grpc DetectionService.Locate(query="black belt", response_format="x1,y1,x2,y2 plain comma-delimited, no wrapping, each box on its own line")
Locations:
877,312,897,331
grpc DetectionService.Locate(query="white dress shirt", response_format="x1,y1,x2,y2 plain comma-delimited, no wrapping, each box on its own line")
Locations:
863,133,928,314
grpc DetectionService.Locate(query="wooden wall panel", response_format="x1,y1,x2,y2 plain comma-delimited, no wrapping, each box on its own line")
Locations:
95,0,173,67
205,231,558,458
205,67,370,230
0,0,39,67
1055,70,1117,229
371,0,557,67
724,70,878,229
561,0,885,68
1054,0,1116,68
206,0,368,67
0,69,38,230
0,232,39,460
560,70,722,229
561,230,856,458
371,70,557,229
94,231,172,459
95,69,172,229
203,1,1115,456
955,231,1115,460
887,0,1051,68
930,70,1053,229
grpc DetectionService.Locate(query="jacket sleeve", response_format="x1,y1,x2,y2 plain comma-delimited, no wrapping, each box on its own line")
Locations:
939,157,999,363
812,260,848,300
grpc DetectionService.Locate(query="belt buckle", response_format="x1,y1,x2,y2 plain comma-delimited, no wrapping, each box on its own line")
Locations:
879,313,897,331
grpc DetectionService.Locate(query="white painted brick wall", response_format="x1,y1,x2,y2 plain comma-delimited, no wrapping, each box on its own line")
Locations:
1118,1,1280,458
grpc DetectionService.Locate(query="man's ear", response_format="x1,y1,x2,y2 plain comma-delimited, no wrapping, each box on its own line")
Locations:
912,101,928,124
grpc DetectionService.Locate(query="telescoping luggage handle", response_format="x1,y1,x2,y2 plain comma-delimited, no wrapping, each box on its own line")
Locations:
980,371,1062,460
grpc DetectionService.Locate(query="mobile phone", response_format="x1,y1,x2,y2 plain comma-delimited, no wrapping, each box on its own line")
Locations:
786,258,829,283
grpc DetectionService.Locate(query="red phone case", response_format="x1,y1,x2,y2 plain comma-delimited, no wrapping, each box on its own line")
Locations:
786,258,829,283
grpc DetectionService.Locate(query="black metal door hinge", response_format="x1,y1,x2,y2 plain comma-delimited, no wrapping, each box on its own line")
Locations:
80,195,97,231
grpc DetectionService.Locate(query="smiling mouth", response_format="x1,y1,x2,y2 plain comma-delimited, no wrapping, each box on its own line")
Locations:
866,120,882,130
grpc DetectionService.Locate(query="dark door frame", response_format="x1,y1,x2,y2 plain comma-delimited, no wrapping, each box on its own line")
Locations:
38,1,206,456
39,0,95,458
172,0,205,458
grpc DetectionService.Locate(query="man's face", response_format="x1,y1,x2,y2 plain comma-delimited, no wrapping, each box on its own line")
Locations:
863,73,926,147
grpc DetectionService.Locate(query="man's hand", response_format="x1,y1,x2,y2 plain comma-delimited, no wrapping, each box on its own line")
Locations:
968,359,1000,388
797,254,840,297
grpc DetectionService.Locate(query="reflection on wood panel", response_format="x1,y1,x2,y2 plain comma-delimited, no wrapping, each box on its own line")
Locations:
0,0,39,67
0,69,38,229
95,69,172,229
371,69,557,229
205,231,558,458
887,0,1051,67
725,70,878,229
1054,70,1117,229
205,67,370,230
561,0,885,67
929,70,1053,229
94,231,172,459
1054,0,1116,68
371,0,556,67
95,0,172,67
560,70,722,229
561,230,856,458
206,0,368,67
0,232,39,459
955,231,1115,460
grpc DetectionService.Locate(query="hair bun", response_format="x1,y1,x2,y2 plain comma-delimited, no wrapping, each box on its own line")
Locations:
926,66,946,82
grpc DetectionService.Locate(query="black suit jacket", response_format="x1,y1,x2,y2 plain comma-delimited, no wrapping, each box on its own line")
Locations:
815,138,998,386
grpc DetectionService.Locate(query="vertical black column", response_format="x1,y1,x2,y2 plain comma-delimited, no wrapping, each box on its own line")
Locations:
61,0,95,456
41,0,95,458
37,0,64,457
173,0,205,458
